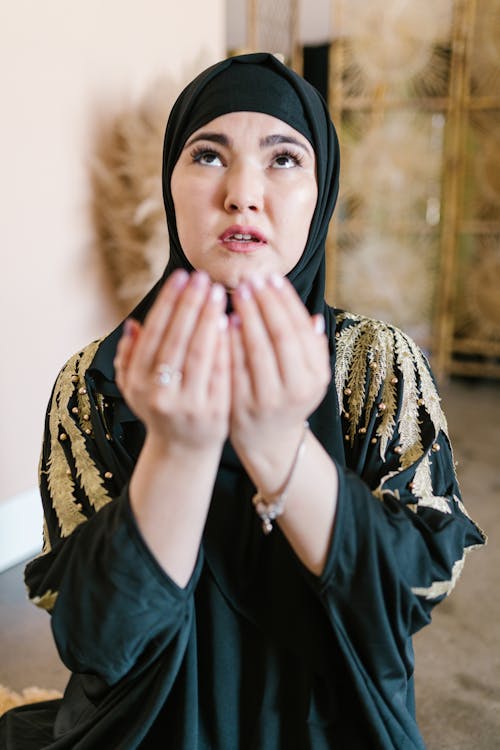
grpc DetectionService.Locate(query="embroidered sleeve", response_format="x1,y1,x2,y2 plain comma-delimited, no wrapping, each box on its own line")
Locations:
24,342,198,684
331,312,485,606
38,341,112,554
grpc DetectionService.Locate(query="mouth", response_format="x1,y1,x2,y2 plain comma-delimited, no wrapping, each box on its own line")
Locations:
219,225,268,252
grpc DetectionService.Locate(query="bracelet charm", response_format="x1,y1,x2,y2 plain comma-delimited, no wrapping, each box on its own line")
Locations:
251,422,309,535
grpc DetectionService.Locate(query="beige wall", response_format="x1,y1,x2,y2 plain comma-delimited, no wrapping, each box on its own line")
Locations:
0,2,225,521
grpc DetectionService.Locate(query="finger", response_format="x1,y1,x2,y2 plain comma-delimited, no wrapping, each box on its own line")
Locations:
154,271,212,371
181,283,227,394
234,276,300,389
250,275,328,385
229,314,253,408
128,269,190,376
209,322,231,417
231,282,282,399
114,319,141,388
272,279,327,359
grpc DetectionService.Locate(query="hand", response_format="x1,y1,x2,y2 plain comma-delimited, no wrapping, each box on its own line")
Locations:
228,273,331,490
114,270,230,455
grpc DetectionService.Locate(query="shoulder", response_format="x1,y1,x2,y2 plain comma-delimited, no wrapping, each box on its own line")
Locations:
48,338,107,416
53,339,105,387
330,309,448,462
331,308,436,389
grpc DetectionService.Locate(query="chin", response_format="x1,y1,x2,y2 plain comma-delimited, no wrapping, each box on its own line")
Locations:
210,268,253,291
206,258,282,290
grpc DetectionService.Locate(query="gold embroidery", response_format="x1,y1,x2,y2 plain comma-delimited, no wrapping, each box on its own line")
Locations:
42,517,51,554
334,314,456,513
410,341,448,436
60,341,112,514
364,347,387,430
336,315,410,459
394,330,423,469
411,546,483,600
412,454,452,514
334,317,363,419
375,340,398,460
32,589,59,612
46,340,112,537
47,357,86,538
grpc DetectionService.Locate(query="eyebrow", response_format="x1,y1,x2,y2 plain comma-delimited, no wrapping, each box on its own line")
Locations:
184,131,312,155
185,132,230,149
260,134,311,155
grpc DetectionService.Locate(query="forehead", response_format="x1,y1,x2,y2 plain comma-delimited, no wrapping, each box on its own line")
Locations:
185,111,314,150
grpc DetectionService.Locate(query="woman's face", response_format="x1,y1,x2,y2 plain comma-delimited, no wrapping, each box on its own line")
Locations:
170,111,317,290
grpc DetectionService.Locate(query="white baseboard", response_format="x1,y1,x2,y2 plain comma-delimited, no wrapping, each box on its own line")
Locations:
0,488,43,573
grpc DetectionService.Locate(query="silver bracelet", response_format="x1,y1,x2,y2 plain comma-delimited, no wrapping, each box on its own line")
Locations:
252,422,309,535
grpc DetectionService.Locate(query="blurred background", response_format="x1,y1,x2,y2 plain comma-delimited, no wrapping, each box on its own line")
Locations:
0,1,498,745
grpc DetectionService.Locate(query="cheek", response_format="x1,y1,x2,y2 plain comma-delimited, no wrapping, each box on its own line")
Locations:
290,183,317,238
172,178,202,240
174,175,218,225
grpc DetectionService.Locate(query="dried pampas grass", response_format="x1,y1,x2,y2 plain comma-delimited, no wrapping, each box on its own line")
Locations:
90,77,176,315
0,684,62,717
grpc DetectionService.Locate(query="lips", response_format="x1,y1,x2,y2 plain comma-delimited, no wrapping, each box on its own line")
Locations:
219,225,268,245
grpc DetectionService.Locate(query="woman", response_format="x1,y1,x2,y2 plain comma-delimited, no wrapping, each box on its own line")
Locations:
1,53,484,749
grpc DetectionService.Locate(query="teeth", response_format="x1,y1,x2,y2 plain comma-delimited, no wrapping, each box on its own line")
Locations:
231,233,254,241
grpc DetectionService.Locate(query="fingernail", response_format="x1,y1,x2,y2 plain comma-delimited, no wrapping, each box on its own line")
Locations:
269,273,284,289
123,319,134,336
236,282,251,300
218,314,229,331
250,274,265,290
230,312,242,328
191,271,209,288
211,283,226,302
314,314,325,335
172,269,189,287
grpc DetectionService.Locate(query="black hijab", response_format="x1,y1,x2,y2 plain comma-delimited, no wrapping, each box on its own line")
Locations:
160,52,340,316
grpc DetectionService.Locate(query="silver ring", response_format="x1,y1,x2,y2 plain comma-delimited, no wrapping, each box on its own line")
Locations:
155,363,183,386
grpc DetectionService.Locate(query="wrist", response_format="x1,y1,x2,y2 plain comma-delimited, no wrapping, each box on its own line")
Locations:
233,421,306,495
251,422,309,534
143,431,224,467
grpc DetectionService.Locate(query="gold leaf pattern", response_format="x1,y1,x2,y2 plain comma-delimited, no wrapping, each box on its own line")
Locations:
336,314,404,456
334,316,363,415
412,455,452,514
46,357,86,538
374,335,398,459
64,342,112,513
46,340,111,537
394,330,423,468
42,517,51,555
376,372,398,460
364,342,387,429
345,332,371,436
411,546,484,600
409,337,448,435
32,589,59,612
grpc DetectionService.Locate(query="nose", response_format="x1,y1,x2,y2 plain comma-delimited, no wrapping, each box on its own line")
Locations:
223,163,263,213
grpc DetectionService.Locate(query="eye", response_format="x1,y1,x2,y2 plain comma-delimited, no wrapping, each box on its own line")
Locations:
190,147,224,167
271,149,304,169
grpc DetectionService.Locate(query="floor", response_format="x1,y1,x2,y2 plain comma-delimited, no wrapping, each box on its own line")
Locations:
0,378,498,748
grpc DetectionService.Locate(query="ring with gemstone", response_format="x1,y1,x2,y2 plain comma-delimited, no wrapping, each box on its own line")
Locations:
155,363,183,386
